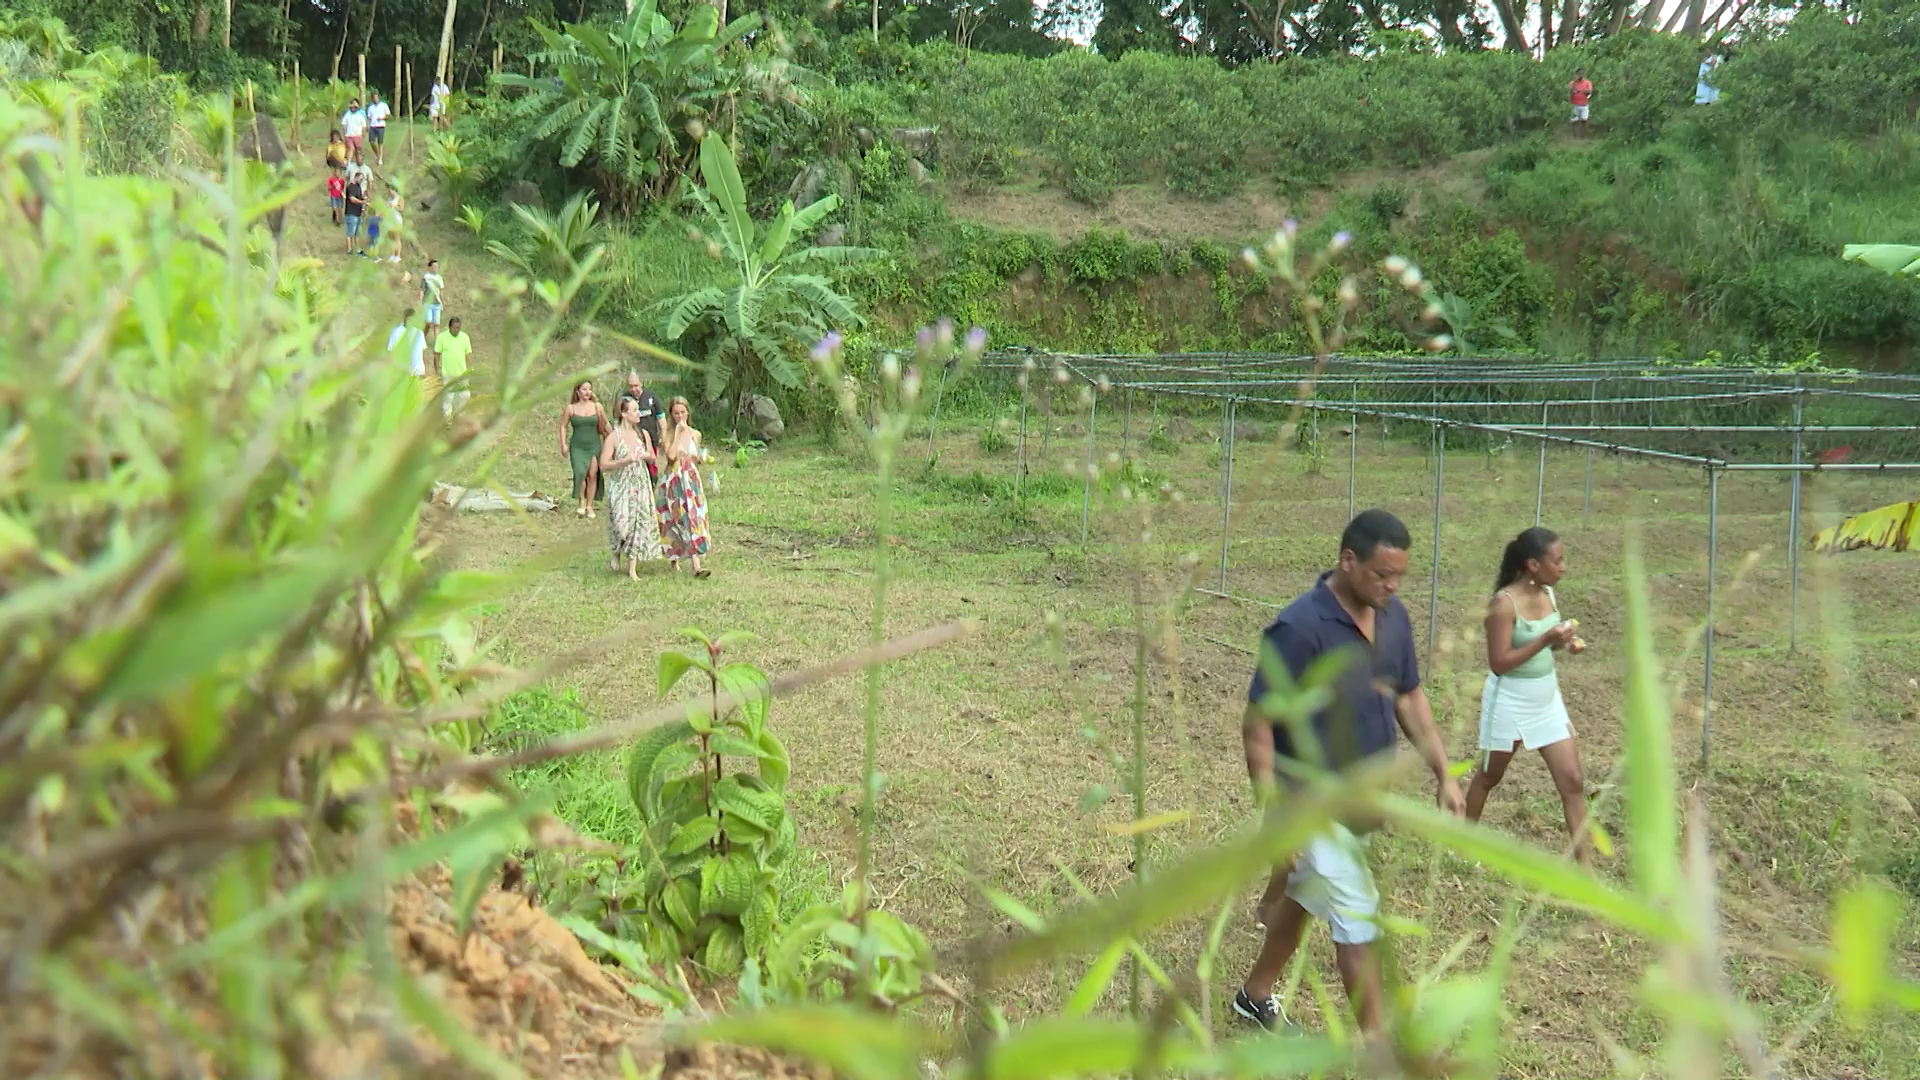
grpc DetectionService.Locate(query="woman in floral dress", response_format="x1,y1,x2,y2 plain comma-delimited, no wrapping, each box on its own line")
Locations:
599,396,663,579
656,396,711,578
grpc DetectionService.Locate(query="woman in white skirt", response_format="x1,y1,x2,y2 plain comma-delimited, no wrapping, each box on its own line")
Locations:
1465,526,1592,864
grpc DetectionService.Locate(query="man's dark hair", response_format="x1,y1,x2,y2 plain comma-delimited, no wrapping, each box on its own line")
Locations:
1339,509,1412,562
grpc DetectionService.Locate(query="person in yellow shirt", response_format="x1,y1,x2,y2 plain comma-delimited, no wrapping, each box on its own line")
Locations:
434,316,474,418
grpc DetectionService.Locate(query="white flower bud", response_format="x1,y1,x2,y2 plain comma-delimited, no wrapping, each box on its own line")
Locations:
1383,255,1410,276
881,354,900,384
1400,266,1424,290
1337,277,1360,308
1053,366,1071,385
901,369,921,403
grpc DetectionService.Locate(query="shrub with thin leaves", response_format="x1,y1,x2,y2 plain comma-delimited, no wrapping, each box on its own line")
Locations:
0,72,614,1075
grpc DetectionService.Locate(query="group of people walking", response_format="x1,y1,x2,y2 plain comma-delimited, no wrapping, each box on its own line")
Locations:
1233,510,1591,1049
562,374,712,580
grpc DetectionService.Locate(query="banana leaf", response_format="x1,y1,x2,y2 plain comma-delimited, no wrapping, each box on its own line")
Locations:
1811,500,1919,554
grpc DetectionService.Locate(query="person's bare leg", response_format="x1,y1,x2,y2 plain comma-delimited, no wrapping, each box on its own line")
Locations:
1243,895,1311,999
1464,748,1516,823
586,462,599,517
627,555,639,581
1254,866,1287,927
1539,739,1591,865
1333,942,1386,1036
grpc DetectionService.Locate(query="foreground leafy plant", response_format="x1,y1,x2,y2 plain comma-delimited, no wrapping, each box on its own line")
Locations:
625,629,796,977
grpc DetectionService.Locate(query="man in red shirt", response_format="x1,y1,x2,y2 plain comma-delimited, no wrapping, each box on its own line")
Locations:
1569,70,1592,137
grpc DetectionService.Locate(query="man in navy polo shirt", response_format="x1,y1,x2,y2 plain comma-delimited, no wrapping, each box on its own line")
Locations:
1232,509,1463,1036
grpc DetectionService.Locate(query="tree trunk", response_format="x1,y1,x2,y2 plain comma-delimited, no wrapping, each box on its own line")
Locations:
1493,0,1530,51
435,0,458,84
224,0,233,47
1608,0,1632,35
362,0,380,60
1638,0,1665,29
1683,0,1708,33
1560,0,1582,44
871,0,879,43
1540,0,1555,50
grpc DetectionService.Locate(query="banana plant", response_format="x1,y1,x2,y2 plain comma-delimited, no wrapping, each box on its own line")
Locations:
660,134,882,407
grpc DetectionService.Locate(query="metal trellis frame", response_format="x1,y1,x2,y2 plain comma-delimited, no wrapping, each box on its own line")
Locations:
973,350,1920,766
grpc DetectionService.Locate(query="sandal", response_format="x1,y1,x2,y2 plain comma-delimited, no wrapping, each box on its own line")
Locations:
694,568,711,579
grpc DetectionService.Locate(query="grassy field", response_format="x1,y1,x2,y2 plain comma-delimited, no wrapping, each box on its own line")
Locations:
287,122,1920,1077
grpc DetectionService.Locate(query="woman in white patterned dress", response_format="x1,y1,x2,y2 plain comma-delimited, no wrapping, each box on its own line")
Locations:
599,396,663,578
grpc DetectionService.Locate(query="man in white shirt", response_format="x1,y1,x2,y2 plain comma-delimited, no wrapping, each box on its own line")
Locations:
388,309,428,378
429,78,450,131
365,91,391,165
341,99,368,159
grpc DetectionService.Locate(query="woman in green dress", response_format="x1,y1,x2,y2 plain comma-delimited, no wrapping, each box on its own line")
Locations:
560,380,609,518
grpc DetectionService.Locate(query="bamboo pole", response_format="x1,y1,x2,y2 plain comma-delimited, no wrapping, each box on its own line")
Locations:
394,44,402,115
358,54,367,104
292,61,301,152
493,44,502,77
405,62,416,161
245,79,255,116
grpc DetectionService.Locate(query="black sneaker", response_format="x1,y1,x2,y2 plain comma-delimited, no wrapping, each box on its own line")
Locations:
1231,988,1290,1031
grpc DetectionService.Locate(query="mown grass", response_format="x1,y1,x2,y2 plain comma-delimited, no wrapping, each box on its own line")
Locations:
283,123,1920,1077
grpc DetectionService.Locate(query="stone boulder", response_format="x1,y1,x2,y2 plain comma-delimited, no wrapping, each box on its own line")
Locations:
743,394,785,443
504,180,543,208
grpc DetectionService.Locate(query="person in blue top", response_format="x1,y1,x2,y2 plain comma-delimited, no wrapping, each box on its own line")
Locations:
1233,509,1463,1037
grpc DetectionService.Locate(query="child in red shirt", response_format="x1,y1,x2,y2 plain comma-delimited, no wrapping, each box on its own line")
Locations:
327,171,346,226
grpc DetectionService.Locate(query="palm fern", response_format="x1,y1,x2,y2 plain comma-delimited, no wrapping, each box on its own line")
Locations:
661,136,882,405
485,190,610,286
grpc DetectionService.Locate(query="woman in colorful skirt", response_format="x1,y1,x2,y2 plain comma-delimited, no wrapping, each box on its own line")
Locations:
656,396,711,579
1465,526,1592,863
599,396,663,579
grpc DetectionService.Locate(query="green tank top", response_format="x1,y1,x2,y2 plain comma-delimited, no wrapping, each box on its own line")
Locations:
1502,588,1560,680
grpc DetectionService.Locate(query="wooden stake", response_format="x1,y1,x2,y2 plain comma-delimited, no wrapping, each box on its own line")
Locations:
494,44,502,77
292,61,301,152
245,79,255,116
393,44,402,116
405,62,416,161
358,54,367,105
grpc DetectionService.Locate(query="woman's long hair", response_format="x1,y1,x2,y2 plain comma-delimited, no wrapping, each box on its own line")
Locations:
1495,527,1559,592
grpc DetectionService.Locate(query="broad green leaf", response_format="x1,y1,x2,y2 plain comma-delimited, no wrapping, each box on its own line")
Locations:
1620,539,1678,904
983,758,1393,978
1188,1032,1350,1078
663,877,699,934
103,558,339,701
1842,243,1920,277
1102,809,1192,836
957,1018,1205,1080
1062,939,1126,1017
686,1006,922,1080
714,629,760,651
698,136,753,270
754,728,791,791
703,922,747,976
658,649,702,700
1831,880,1899,1027
1377,793,1676,942
667,815,720,856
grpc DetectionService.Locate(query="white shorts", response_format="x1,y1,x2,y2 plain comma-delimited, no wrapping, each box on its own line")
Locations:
1571,105,1590,122
1479,673,1572,757
1283,824,1379,945
442,389,471,417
